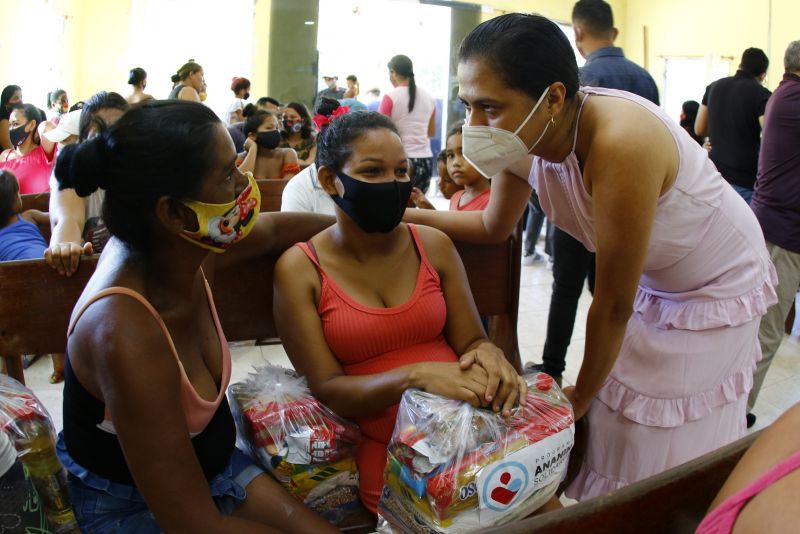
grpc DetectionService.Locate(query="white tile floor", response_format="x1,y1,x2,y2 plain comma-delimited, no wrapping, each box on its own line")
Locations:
20,244,798,436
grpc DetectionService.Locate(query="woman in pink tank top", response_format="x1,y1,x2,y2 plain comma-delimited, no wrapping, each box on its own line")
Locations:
697,401,800,533
0,104,54,194
406,13,776,501
54,100,336,533
273,111,529,514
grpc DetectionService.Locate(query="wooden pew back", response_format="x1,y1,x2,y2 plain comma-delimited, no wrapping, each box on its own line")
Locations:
485,430,760,534
0,225,522,380
256,179,291,213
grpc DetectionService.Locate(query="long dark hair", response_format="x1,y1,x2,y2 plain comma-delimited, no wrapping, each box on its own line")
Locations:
284,102,313,139
388,55,417,112
55,100,223,252
79,92,130,142
459,13,579,101
1,85,20,110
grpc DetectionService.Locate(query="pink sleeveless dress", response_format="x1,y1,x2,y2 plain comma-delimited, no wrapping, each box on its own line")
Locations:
530,87,778,500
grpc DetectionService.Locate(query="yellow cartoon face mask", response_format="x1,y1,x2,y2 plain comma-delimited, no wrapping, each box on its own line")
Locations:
178,171,261,253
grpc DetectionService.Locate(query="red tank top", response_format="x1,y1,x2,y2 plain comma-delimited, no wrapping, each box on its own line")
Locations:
296,223,458,512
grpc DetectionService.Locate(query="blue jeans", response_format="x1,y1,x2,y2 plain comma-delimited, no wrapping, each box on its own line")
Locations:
730,184,754,204
57,434,264,533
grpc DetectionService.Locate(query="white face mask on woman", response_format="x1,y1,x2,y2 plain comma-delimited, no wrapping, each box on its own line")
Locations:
461,87,552,179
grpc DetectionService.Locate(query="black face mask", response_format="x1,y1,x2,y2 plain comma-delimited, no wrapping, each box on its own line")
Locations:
9,122,31,147
255,130,282,149
243,92,250,100
330,171,412,233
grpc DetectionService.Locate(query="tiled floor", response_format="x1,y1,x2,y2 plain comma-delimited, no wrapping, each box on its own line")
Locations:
20,241,797,436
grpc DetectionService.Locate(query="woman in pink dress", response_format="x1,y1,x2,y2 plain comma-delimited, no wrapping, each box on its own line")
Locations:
405,13,777,500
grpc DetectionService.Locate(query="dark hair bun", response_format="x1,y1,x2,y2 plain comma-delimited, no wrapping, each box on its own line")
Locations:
171,73,181,84
55,137,109,197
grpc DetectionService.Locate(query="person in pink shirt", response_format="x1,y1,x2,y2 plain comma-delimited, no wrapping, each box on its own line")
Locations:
696,401,800,533
379,54,437,194
0,104,54,194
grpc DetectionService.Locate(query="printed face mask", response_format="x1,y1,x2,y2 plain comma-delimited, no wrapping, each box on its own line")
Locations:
330,170,412,233
283,120,303,134
255,129,282,149
9,122,31,147
461,87,552,179
178,171,261,253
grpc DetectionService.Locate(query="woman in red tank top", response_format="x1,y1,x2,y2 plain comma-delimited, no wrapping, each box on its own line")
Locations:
274,111,527,514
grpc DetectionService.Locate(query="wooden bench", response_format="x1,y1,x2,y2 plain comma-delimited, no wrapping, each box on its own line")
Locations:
0,223,522,384
484,429,760,534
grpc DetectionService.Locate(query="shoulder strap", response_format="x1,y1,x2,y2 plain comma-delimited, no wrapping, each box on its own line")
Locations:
67,287,180,361
406,223,431,266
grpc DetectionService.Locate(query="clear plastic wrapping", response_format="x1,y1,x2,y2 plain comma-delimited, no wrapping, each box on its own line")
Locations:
0,374,77,533
227,364,362,524
378,373,574,533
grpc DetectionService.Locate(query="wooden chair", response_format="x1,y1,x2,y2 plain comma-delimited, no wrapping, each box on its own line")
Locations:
484,430,761,534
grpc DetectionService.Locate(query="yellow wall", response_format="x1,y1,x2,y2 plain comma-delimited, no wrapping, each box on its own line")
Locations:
2,0,796,108
623,0,797,92
477,0,626,27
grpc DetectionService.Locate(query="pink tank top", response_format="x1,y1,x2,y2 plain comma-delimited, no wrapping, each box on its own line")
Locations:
67,274,231,435
696,450,800,533
0,145,54,194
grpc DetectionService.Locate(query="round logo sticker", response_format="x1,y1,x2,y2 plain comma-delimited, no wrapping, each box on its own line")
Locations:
481,461,529,512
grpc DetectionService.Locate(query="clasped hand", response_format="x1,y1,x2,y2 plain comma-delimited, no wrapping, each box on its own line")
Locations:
419,343,526,417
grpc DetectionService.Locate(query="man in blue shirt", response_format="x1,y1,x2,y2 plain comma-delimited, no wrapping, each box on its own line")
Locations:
574,0,659,104
527,0,660,384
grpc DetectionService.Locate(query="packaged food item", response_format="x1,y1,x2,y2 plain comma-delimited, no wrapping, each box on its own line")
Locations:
227,364,361,523
377,372,574,534
0,374,77,533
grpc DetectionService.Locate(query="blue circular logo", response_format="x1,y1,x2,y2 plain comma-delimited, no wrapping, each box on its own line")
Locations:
481,461,529,512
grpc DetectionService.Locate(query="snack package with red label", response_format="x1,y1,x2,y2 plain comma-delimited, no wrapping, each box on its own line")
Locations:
227,364,361,524
377,372,574,534
0,374,78,533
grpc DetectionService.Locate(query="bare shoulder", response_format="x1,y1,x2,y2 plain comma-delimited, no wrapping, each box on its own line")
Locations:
275,241,319,286
69,288,181,398
582,93,672,154
412,224,458,265
710,403,800,516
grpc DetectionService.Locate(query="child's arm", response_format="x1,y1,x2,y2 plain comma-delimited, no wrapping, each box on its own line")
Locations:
21,209,49,226
411,187,436,210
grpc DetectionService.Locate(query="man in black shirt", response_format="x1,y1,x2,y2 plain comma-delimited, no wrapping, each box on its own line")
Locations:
695,48,771,204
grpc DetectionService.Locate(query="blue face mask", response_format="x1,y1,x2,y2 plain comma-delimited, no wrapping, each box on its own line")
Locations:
330,171,413,233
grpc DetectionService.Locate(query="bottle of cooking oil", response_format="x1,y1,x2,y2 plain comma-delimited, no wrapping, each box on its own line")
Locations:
15,414,77,533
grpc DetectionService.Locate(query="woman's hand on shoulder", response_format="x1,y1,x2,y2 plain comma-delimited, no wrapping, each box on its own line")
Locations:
460,342,527,416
